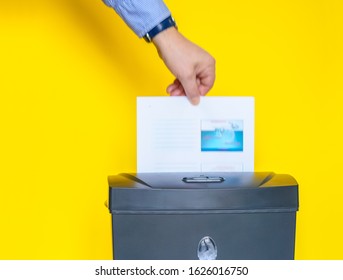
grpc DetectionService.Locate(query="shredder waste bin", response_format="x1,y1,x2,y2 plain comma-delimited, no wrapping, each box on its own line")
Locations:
107,172,299,260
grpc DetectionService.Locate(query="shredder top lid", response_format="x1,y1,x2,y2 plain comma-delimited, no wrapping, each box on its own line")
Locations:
108,172,298,213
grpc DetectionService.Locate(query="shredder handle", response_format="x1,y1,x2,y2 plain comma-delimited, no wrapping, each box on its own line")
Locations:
182,176,225,183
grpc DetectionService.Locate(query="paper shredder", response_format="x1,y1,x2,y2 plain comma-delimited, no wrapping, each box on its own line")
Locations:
108,172,299,260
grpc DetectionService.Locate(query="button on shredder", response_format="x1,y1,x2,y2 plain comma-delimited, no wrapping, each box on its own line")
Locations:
197,236,217,260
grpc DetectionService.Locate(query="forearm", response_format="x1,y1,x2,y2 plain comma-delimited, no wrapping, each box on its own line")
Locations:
101,0,216,105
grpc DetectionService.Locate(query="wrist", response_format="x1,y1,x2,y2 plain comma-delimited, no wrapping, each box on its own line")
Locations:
143,15,177,43
152,26,179,47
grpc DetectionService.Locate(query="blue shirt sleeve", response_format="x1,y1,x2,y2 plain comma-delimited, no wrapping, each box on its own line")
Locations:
102,0,171,38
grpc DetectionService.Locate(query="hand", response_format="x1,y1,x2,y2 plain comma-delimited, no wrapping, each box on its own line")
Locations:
152,27,216,105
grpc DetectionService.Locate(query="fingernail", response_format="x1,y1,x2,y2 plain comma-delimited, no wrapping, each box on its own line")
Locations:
190,96,200,105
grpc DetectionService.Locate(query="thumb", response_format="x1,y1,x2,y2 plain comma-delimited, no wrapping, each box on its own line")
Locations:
180,75,201,105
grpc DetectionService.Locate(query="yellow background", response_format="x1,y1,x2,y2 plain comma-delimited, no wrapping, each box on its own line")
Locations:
0,0,342,259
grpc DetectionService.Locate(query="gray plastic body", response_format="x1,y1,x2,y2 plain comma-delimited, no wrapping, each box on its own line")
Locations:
108,172,299,260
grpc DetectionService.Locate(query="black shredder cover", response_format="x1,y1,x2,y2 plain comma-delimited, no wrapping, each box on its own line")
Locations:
108,172,298,213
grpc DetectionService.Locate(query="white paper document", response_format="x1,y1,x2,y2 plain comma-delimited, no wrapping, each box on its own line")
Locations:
137,96,254,172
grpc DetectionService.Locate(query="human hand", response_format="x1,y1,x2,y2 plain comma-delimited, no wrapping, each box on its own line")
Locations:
152,27,215,105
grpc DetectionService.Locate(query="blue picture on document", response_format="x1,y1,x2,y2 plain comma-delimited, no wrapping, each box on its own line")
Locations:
201,120,243,152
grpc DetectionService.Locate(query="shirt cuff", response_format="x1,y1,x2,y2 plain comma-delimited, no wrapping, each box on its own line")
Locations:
102,0,171,38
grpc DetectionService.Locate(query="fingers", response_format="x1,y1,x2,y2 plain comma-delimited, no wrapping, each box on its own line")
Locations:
167,77,201,105
167,58,215,104
179,74,201,105
197,59,216,96
166,79,185,96
198,70,216,96
167,72,212,105
167,64,215,104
